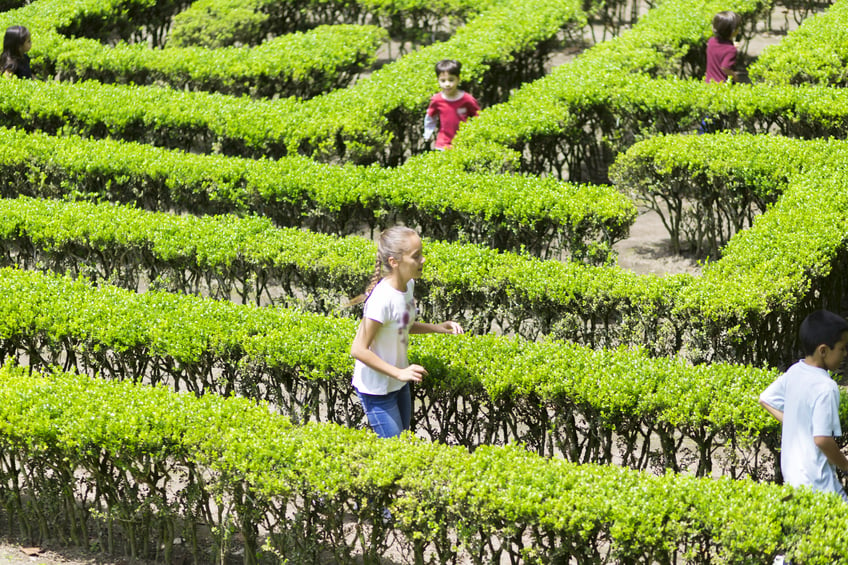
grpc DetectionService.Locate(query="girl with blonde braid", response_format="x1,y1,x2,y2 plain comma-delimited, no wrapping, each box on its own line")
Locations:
350,226,463,438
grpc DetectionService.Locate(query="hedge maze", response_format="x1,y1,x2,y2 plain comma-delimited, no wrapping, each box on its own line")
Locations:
2,0,848,563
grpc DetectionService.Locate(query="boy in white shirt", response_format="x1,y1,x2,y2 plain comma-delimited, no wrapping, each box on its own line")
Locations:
759,309,848,501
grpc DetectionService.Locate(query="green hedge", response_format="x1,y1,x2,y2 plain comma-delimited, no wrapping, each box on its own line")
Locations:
611,133,848,366
457,72,848,183
0,195,660,340
0,265,783,478
1,364,846,564
5,0,187,51
2,0,587,165
749,0,848,85
42,25,387,99
5,0,385,101
607,132,829,255
9,126,847,367
452,0,770,182
167,0,499,48
0,128,633,260
10,131,848,368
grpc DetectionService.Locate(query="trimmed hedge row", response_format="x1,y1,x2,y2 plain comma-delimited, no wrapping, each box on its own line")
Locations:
43,25,387,99
452,0,770,181
0,128,633,260
3,365,845,564
674,170,848,361
774,0,838,26
0,265,782,478
10,132,848,368
458,73,848,183
0,196,659,340
9,0,385,99
4,0,587,165
168,0,499,48
750,0,848,85
611,133,848,367
607,132,826,255
5,0,188,51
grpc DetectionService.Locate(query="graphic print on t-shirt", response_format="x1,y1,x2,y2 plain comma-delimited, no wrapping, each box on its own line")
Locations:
399,297,416,347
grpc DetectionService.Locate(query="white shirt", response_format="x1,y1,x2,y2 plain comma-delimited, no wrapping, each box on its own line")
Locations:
352,278,416,395
760,360,846,499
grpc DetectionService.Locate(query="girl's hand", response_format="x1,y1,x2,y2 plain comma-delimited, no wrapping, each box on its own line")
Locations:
440,321,464,334
397,364,428,383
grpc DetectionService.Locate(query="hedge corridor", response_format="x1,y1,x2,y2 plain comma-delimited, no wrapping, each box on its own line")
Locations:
1,0,848,563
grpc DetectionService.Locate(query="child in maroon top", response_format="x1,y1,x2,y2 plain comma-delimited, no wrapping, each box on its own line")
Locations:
705,11,740,83
699,11,740,134
423,59,479,150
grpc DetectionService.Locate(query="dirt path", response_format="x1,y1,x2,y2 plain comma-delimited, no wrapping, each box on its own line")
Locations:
613,206,702,275
0,543,133,565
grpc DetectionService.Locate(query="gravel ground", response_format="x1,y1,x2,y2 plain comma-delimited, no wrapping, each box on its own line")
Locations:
0,543,123,565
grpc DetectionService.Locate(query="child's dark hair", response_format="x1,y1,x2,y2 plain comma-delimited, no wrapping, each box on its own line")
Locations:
799,310,848,356
712,11,740,40
435,59,461,77
0,25,30,74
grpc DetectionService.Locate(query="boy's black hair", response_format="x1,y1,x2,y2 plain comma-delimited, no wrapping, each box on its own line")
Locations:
712,11,740,40
800,309,848,356
435,59,461,77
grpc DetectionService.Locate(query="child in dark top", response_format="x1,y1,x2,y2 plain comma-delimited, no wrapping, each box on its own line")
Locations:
423,59,479,150
699,11,739,133
705,11,740,83
0,25,32,79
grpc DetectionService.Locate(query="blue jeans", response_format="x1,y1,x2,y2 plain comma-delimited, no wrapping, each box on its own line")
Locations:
356,384,411,438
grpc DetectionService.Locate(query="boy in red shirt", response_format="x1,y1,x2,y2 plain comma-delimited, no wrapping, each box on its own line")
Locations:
423,59,479,150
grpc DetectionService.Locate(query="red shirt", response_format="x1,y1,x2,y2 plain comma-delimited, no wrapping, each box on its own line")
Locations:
426,92,480,148
705,36,737,83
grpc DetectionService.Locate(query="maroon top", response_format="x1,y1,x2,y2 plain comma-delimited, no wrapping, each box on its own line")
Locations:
705,36,737,83
426,92,480,148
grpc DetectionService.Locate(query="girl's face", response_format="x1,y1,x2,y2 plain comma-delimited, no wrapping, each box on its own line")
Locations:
21,36,31,53
392,234,425,283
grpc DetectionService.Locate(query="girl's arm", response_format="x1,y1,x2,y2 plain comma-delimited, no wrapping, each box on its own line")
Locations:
350,318,427,382
410,321,463,335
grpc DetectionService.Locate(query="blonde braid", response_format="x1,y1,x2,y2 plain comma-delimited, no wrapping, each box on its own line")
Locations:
347,255,383,306
345,226,417,307
363,255,383,298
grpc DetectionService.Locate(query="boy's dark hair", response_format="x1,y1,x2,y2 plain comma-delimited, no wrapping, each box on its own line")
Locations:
435,59,461,77
712,11,740,40
800,310,848,355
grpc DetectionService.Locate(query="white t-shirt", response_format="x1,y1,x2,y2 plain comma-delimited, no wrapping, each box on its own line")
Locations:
760,360,846,499
352,278,416,395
